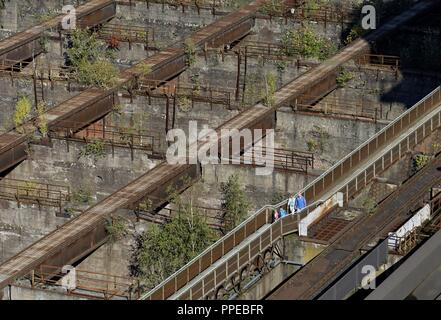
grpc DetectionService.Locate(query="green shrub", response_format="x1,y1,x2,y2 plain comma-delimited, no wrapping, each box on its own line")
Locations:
106,216,128,242
131,197,216,288
66,29,117,88
72,187,92,205
281,27,336,60
221,174,251,232
362,197,377,215
260,0,286,16
183,39,196,67
79,140,106,161
178,96,192,112
336,71,354,87
414,153,431,171
14,96,32,132
263,72,277,107
74,59,118,89
36,102,48,137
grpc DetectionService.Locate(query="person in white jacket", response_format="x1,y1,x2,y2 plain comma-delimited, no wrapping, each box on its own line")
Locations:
288,194,296,214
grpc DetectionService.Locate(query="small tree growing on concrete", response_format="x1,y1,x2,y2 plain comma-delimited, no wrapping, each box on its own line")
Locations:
131,192,216,288
66,28,118,88
79,140,106,162
36,102,48,137
183,39,197,67
14,95,32,133
221,174,251,233
263,72,277,107
105,216,129,243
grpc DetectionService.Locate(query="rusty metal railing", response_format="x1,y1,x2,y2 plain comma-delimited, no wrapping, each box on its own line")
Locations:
0,177,70,210
296,96,386,121
49,122,165,159
136,205,225,230
222,146,315,174
357,54,401,69
140,86,441,300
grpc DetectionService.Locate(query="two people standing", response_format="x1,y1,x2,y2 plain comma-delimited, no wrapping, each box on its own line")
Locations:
288,192,307,214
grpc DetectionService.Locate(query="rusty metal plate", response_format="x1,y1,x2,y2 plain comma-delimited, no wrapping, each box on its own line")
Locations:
391,145,400,163
234,227,245,246
190,280,203,300
356,172,365,190
377,131,386,149
245,220,256,237
188,260,200,281
256,210,266,228
409,108,418,123
366,164,374,183
203,272,215,295
163,278,175,299
211,242,223,263
179,290,191,300
424,119,432,137
416,126,424,144
347,178,357,198
360,144,369,161
223,234,234,253
281,215,297,235
260,229,271,250
227,255,238,276
342,158,351,176
350,152,360,170
249,238,260,258
271,220,281,241
314,178,324,199
399,139,408,155
305,185,314,203
408,132,416,149
383,150,392,169
368,139,377,157
323,171,333,190
238,247,249,268
200,253,211,274
150,287,163,300
176,269,188,292
215,264,226,285
1,39,42,66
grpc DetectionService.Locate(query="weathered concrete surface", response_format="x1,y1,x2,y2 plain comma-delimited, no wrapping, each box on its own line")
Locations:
2,284,86,300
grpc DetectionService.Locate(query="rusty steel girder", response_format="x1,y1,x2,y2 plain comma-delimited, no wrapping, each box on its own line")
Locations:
149,53,187,83
208,18,256,48
129,164,201,211
77,1,117,28
0,39,43,66
296,71,338,107
0,143,27,174
49,92,116,133
34,220,108,280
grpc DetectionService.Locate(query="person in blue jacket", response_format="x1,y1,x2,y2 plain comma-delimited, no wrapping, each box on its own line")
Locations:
294,192,307,213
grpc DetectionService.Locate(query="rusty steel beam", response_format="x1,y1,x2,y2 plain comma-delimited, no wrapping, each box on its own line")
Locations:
0,133,28,174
